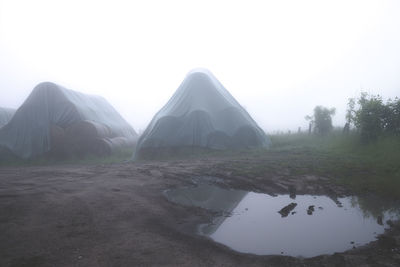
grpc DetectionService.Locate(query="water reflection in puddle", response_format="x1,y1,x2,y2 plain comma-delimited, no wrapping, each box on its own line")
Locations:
165,184,400,257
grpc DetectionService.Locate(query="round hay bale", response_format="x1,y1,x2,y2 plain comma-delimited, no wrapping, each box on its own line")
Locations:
64,120,113,156
49,125,67,157
206,130,232,149
65,120,113,140
91,138,113,156
232,125,263,148
97,136,136,155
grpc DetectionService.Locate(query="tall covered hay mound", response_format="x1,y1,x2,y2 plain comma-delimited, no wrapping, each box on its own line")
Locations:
0,82,137,159
0,107,15,128
134,69,269,159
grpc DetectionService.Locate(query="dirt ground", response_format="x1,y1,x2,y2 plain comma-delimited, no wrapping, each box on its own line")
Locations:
1,155,400,267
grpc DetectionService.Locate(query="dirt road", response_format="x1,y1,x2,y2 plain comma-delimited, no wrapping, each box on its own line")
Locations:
0,156,399,266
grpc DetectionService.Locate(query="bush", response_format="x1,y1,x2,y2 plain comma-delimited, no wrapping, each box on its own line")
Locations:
384,97,400,134
349,93,400,142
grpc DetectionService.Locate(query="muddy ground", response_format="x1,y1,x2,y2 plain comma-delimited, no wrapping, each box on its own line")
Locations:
1,154,400,266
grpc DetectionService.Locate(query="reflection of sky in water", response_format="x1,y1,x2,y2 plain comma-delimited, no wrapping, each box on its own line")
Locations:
165,184,400,257
205,193,398,257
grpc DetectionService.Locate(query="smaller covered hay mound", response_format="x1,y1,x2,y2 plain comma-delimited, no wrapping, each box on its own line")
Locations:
0,82,137,159
58,120,136,157
0,107,15,128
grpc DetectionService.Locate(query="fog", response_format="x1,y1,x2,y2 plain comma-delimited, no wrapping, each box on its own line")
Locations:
0,0,399,133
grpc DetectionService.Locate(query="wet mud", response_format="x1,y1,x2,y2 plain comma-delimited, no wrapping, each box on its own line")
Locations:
0,155,400,266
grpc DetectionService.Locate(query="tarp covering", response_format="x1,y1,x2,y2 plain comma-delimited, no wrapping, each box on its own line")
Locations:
134,69,269,159
0,107,15,128
0,82,137,159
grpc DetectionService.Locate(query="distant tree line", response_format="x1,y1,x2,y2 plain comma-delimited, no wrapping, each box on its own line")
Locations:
304,92,399,142
346,93,400,142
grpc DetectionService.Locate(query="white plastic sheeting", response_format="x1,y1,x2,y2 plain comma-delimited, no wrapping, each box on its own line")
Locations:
0,82,137,159
134,69,269,159
0,107,15,128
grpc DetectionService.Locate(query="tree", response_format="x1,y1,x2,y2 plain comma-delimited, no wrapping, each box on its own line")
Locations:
354,93,386,141
383,97,400,135
344,92,399,142
343,98,356,134
346,98,356,126
306,106,336,135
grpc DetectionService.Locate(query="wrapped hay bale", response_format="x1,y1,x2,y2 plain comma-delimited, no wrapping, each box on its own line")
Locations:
232,125,264,148
65,120,113,156
49,124,67,157
206,130,232,149
91,138,113,156
92,136,137,156
65,120,113,140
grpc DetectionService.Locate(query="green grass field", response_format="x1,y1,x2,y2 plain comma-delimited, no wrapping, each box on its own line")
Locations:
269,132,400,198
1,132,399,199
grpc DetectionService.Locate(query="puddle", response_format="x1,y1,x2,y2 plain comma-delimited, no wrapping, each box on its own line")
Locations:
165,184,400,257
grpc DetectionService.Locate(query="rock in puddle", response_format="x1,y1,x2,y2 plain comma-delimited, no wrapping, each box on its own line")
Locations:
307,205,315,215
278,203,297,217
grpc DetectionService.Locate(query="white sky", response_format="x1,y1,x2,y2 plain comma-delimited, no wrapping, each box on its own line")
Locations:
0,0,399,133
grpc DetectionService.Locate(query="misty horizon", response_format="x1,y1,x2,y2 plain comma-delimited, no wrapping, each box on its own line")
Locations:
1,0,399,133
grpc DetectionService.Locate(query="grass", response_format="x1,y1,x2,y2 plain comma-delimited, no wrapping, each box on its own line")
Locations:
253,132,400,199
0,148,133,167
1,131,399,199
197,131,400,198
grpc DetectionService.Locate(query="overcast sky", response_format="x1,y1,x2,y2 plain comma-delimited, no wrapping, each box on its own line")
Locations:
0,0,399,133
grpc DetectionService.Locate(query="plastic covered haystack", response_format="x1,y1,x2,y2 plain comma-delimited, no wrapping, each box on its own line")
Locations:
0,82,137,159
0,107,15,128
134,69,269,159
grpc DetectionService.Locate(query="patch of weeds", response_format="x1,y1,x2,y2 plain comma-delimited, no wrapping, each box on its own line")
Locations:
0,148,133,167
